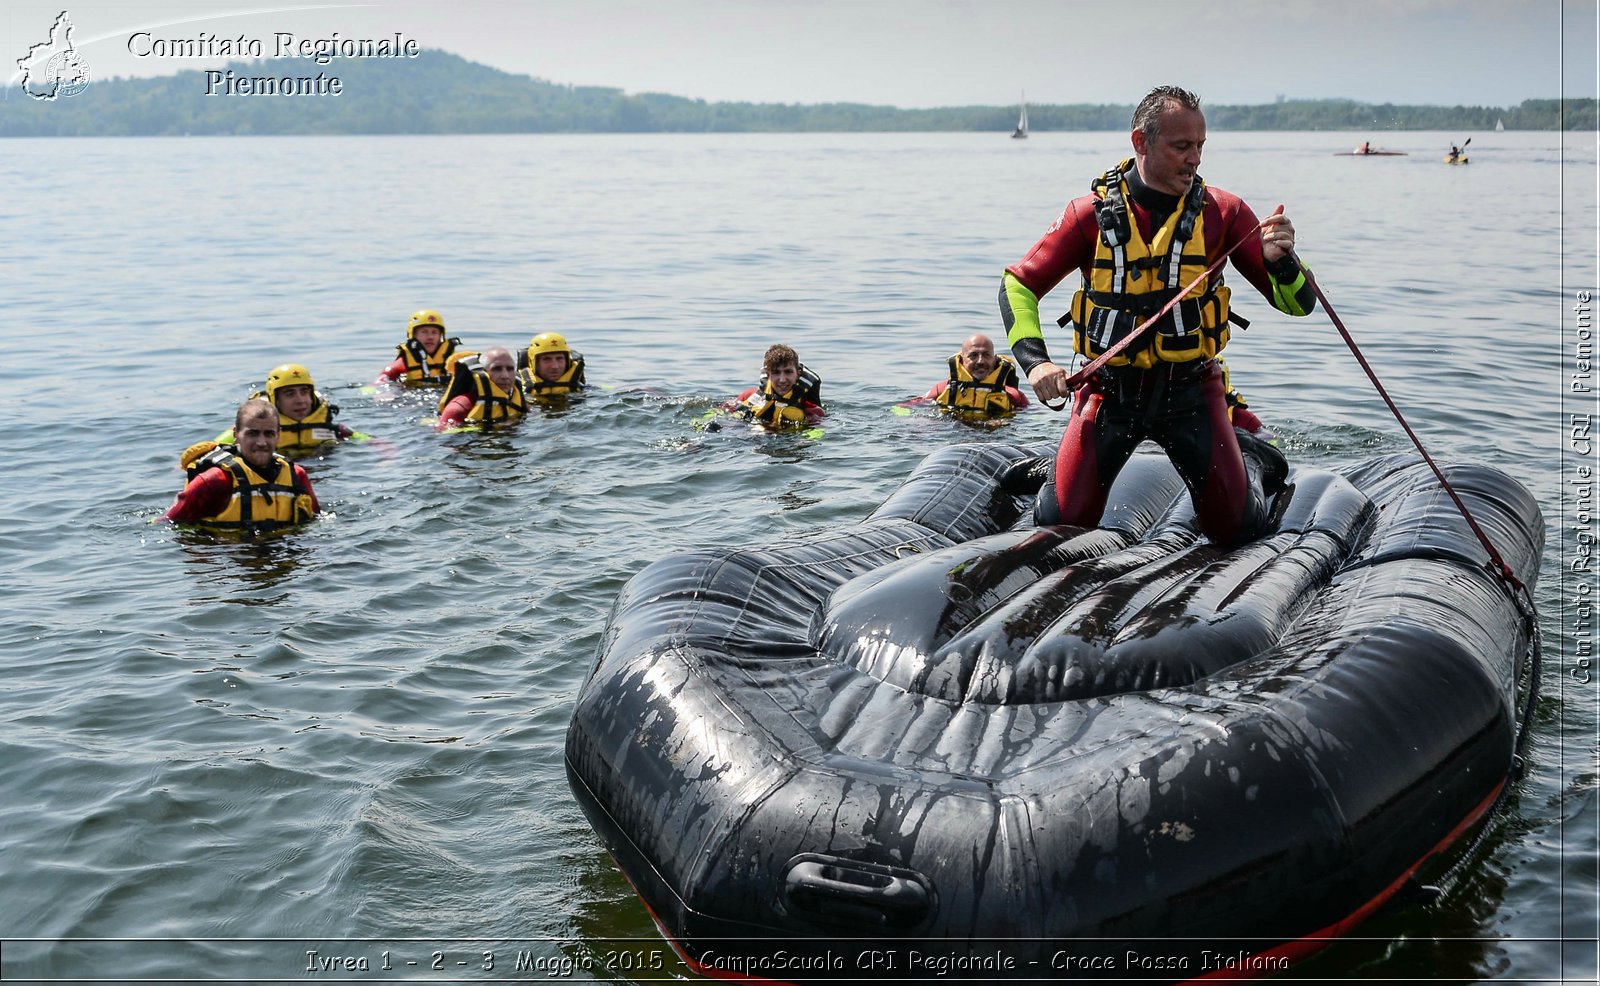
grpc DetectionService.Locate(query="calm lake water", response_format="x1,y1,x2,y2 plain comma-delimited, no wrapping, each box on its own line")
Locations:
1,129,1594,983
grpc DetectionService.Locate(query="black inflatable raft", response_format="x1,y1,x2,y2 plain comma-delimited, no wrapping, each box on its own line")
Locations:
566,443,1543,981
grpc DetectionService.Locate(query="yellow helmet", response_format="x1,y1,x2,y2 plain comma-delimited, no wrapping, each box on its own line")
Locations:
527,332,570,362
264,363,315,400
407,309,446,340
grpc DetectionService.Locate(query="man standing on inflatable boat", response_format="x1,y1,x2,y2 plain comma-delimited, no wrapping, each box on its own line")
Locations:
999,85,1312,547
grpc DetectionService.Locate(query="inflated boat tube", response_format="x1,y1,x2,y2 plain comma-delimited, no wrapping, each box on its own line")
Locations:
566,443,1543,981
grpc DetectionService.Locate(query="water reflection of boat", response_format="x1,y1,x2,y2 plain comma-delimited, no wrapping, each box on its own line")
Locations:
567,443,1543,980
1011,92,1028,139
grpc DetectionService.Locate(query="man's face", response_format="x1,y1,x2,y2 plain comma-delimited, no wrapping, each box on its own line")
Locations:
485,353,516,393
274,384,314,420
1133,106,1206,196
236,413,279,470
536,352,569,382
961,337,997,378
414,325,444,354
766,361,799,396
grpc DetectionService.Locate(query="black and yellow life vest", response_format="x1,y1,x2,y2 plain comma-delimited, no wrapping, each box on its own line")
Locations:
938,354,1020,418
396,336,467,386
185,445,315,534
515,352,587,397
240,390,343,453
440,358,528,425
738,382,811,427
1063,159,1235,369
735,362,822,427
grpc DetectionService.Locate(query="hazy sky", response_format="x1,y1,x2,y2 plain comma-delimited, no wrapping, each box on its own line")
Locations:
8,0,1595,108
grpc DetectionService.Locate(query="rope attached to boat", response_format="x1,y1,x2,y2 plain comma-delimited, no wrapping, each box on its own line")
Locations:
1297,253,1541,902
1287,254,1542,902
1292,254,1526,596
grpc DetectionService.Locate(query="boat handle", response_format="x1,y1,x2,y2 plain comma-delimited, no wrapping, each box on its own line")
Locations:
782,855,932,929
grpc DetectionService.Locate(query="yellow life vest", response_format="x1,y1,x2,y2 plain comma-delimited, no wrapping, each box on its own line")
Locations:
396,336,468,386
937,354,1020,418
516,353,587,397
740,382,810,426
188,446,315,534
440,359,528,425
1065,158,1233,369
238,390,343,453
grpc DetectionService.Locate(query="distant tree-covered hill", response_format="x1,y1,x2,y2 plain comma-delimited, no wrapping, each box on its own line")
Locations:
2,49,1592,136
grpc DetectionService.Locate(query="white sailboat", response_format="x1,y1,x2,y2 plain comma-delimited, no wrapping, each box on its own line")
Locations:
1495,118,1505,132
1012,92,1028,139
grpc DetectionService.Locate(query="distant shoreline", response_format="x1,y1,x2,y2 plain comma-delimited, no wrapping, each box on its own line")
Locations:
4,50,1593,136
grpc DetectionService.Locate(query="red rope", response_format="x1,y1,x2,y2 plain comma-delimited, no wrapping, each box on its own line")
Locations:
1293,254,1524,592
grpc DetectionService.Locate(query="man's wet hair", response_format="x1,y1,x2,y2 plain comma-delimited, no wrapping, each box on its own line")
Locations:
235,397,277,433
763,343,799,373
1132,85,1202,139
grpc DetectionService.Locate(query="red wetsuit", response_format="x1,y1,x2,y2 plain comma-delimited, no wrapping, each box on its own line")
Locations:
164,462,319,523
375,355,410,383
1001,166,1313,547
436,394,477,430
